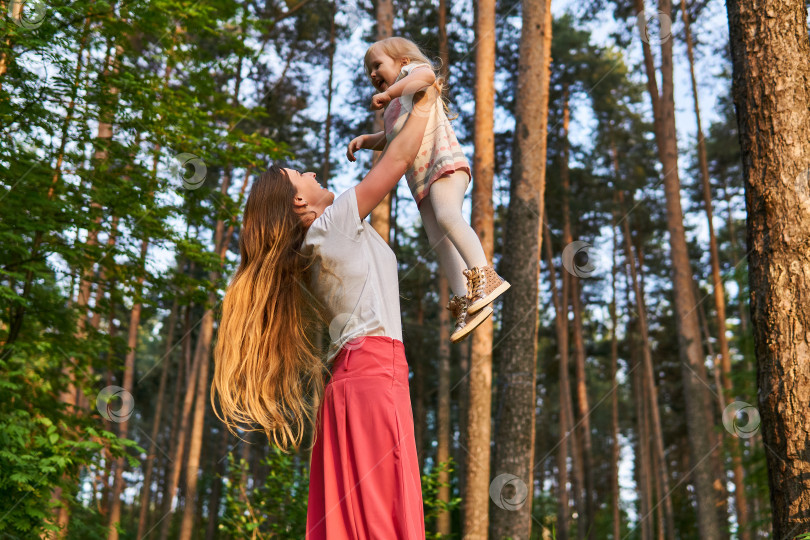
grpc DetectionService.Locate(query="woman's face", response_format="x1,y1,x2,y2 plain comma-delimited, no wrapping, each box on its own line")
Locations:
367,49,405,93
285,168,334,223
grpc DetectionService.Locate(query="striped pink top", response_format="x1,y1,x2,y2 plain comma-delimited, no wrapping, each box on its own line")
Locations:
383,63,471,207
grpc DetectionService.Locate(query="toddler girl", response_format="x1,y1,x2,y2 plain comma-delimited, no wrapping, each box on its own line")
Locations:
346,37,509,343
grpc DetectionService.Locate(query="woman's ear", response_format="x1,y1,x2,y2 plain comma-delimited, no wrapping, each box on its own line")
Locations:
293,196,308,210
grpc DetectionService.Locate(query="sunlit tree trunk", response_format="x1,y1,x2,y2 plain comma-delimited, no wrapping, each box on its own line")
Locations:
321,1,336,187
490,0,552,532
177,165,239,539
559,88,594,539
464,0,497,535
106,233,150,540
435,2,452,533
412,297,426,473
632,0,725,535
617,187,676,539
435,276,452,535
543,224,574,540
680,5,751,536
136,298,179,538
725,0,810,535
609,205,621,540
369,0,394,242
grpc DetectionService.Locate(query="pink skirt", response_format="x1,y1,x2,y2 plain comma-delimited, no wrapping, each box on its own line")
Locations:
306,336,426,540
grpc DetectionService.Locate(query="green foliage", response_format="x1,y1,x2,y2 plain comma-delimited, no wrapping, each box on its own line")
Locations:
0,347,137,537
421,458,462,539
219,446,310,539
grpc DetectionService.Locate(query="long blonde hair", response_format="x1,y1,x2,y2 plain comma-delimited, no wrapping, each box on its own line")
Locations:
211,165,328,452
364,36,456,118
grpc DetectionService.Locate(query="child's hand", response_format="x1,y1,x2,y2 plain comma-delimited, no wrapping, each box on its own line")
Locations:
347,135,366,162
370,91,391,111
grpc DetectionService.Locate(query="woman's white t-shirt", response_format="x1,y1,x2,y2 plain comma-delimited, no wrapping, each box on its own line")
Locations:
301,186,403,363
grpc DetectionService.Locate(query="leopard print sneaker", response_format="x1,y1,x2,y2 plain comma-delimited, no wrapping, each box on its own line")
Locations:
464,265,511,314
447,294,494,343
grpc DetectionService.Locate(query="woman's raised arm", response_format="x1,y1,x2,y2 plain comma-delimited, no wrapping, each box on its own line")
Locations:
355,85,438,220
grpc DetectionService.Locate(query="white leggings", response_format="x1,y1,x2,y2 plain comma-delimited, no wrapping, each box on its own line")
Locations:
419,170,488,298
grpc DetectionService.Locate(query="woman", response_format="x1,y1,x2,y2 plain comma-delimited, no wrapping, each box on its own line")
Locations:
211,86,438,539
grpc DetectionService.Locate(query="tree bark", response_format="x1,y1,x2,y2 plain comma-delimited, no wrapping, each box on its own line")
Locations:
632,0,726,535
681,4,751,535
543,224,575,540
436,276,452,535
617,189,676,539
464,0,497,535
321,1,336,187
609,206,621,540
177,165,237,539
436,2,451,532
136,298,179,538
559,88,594,539
725,0,810,536
106,233,150,540
490,0,552,534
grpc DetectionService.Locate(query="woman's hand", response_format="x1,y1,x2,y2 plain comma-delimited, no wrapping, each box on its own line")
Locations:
346,135,366,162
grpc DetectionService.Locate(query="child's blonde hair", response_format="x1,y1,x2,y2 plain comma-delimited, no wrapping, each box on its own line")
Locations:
364,37,456,119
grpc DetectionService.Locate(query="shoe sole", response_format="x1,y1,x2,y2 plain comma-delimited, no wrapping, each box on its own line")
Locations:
467,281,511,314
450,306,493,343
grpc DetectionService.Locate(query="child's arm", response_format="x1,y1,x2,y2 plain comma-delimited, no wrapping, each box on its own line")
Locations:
371,65,436,110
356,86,437,220
347,131,387,161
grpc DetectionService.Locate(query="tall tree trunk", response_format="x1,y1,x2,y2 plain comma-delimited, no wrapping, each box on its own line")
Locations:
570,279,595,539
0,0,21,86
630,321,653,540
559,88,594,539
106,234,150,540
413,297,426,473
454,339,470,524
321,1,336,187
369,0,394,242
204,428,229,540
617,189,676,539
609,206,621,540
436,276,452,535
632,1,726,535
543,224,574,540
680,4,751,536
725,0,810,536
136,298,179,538
157,316,201,540
435,1,452,531
177,167,237,539
556,90,584,540
490,0,552,533
464,0,497,535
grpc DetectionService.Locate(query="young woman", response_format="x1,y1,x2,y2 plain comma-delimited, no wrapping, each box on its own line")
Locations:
211,86,439,539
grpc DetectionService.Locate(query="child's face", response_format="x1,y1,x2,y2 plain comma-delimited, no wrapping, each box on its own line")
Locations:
367,49,405,93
